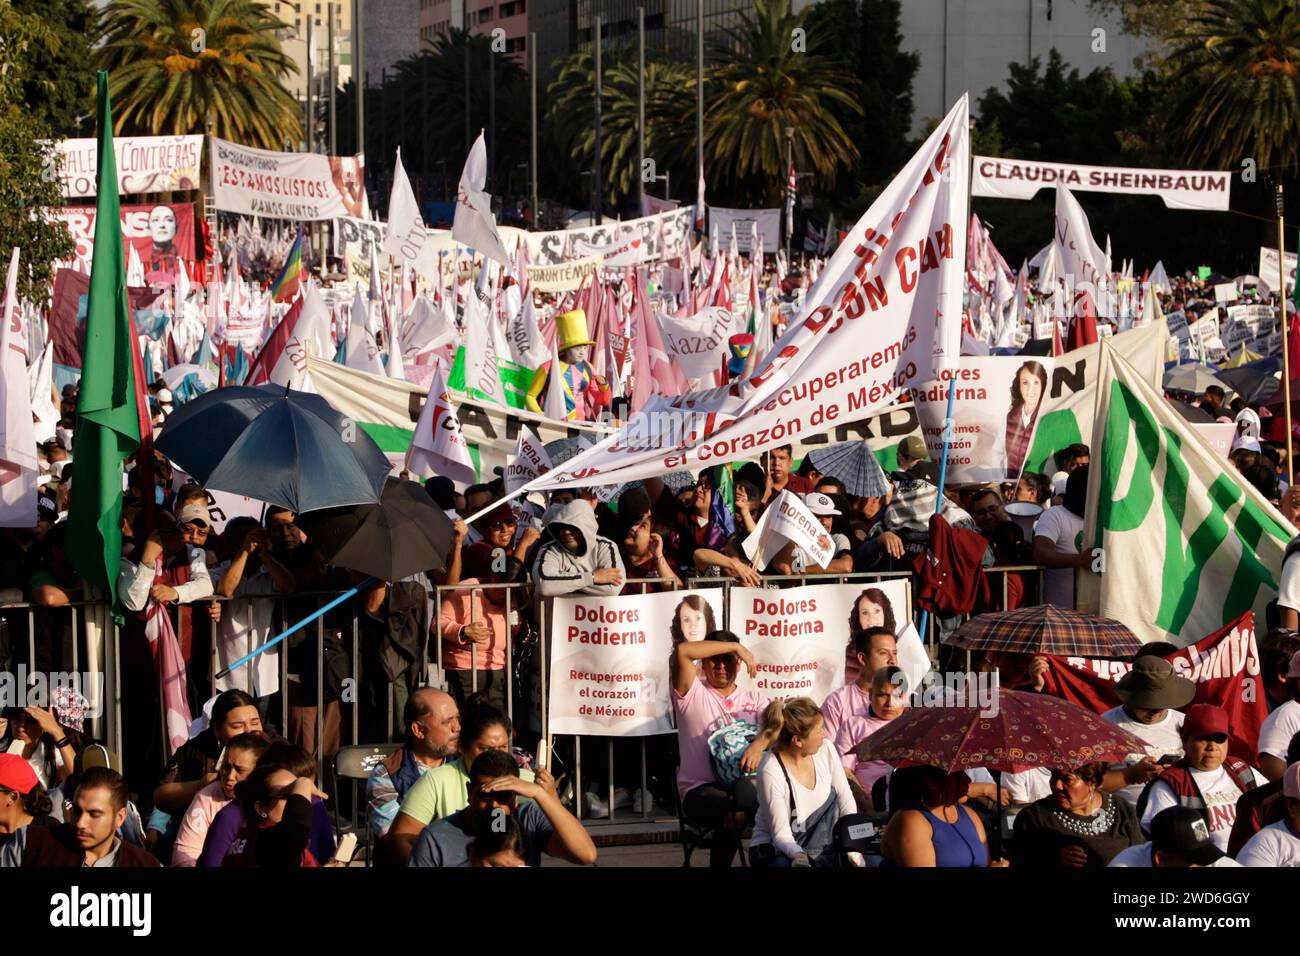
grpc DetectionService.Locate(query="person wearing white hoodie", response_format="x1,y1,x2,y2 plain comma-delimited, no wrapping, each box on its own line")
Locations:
531,500,625,598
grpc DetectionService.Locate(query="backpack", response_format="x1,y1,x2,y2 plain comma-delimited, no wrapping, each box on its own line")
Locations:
707,719,759,788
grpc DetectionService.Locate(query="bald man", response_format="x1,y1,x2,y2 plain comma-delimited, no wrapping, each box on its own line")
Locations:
367,688,462,838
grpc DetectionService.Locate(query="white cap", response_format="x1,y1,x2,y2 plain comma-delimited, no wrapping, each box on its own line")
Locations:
156,387,173,405
1051,471,1070,496
803,492,841,516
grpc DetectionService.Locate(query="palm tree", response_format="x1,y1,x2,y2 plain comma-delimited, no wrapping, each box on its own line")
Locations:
96,0,301,149
703,0,861,203
545,46,695,209
1167,0,1300,175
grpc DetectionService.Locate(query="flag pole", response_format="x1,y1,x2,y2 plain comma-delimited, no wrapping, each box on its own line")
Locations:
1277,182,1293,485
917,112,973,650
215,578,375,678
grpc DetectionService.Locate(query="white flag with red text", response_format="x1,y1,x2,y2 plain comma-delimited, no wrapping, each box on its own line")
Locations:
407,361,477,485
742,490,832,569
509,95,969,494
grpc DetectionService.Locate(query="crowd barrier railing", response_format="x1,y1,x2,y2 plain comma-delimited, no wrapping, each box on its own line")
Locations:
1,561,1049,823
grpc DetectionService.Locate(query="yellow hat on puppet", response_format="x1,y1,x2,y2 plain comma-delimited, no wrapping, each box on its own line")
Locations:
555,309,596,351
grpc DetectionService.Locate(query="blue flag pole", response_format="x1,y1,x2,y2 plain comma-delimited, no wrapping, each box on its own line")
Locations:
213,577,375,679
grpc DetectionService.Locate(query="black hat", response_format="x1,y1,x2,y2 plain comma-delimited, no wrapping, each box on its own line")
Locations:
1149,806,1224,866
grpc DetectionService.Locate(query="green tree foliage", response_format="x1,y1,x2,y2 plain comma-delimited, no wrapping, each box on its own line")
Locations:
1167,0,1300,175
0,3,76,299
702,0,861,204
9,0,98,136
96,0,302,149
545,46,694,210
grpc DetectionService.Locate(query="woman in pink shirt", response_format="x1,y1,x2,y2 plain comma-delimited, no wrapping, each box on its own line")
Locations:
171,732,269,867
671,630,770,867
439,563,528,713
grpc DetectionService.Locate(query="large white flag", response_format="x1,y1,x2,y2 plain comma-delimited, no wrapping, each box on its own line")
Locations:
742,490,833,569
407,361,477,485
542,332,569,421
384,147,424,257
505,292,550,369
509,95,969,494
344,288,385,376
268,282,332,389
0,249,38,527
1080,343,1294,644
462,282,506,406
29,342,58,444
453,133,512,267
400,294,457,364
1054,184,1109,312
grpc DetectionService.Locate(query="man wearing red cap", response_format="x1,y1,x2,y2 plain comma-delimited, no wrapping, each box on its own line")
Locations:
1137,704,1267,854
0,753,50,867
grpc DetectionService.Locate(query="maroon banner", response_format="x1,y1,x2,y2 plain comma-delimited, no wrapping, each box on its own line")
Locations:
1041,613,1266,765
53,202,197,280
49,268,162,370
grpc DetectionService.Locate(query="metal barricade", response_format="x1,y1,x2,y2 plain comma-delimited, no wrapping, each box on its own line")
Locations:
0,598,121,771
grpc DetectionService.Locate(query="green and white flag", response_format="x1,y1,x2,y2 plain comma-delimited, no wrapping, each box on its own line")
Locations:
1080,342,1294,645
1023,321,1165,475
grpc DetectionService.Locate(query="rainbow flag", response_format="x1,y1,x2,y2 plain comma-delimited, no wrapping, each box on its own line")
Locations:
270,230,304,303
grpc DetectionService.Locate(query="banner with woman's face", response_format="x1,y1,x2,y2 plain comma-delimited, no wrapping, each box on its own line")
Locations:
728,580,911,706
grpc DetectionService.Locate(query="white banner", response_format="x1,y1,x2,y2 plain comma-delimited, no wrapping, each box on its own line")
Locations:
1192,423,1235,460
210,137,368,220
525,256,602,292
972,156,1231,211
1194,313,1224,352
729,581,911,704
548,589,726,736
1213,282,1239,305
518,96,969,492
659,306,736,381
706,207,781,253
1226,304,1275,338
524,208,692,267
914,358,1050,484
1258,247,1297,296
337,215,386,289
55,134,203,197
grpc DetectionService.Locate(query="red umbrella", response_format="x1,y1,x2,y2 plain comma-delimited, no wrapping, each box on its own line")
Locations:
855,690,1149,774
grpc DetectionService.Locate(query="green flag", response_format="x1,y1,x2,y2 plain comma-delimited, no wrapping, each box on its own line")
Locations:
67,72,141,622
1081,342,1294,643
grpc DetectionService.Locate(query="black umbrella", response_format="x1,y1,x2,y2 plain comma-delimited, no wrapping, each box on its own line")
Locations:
1215,366,1278,405
297,478,455,581
1167,399,1214,423
156,384,391,513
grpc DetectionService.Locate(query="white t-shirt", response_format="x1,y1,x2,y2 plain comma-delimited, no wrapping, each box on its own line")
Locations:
1236,819,1300,867
1140,764,1268,853
1101,706,1186,806
1033,506,1084,608
1108,842,1242,867
1277,552,1300,613
1001,766,1052,804
751,740,856,860
1257,699,1300,762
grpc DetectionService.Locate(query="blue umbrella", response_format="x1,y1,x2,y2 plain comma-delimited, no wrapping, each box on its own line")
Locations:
156,384,390,513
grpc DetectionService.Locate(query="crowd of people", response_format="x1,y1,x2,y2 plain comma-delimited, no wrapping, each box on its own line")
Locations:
4,261,1300,869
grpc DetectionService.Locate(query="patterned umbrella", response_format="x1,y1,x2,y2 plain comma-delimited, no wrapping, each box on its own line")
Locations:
945,605,1142,658
855,690,1149,773
1163,363,1224,395
805,440,892,498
